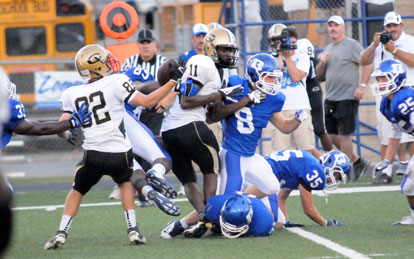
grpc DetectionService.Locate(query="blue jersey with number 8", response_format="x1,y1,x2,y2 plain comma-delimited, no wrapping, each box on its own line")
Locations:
222,75,285,156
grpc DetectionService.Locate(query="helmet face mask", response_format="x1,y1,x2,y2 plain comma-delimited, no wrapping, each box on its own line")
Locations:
320,150,351,190
370,60,406,97
75,44,120,79
219,194,253,239
245,53,282,96
204,28,239,67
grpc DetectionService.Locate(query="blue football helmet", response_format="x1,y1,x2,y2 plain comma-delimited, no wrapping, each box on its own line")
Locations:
219,193,253,239
319,151,351,190
245,53,283,96
371,59,407,97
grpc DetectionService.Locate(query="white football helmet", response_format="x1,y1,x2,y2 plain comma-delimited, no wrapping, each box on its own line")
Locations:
0,71,18,100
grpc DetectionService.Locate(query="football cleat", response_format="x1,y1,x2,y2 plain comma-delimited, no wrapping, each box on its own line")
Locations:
353,158,371,181
108,185,121,200
160,220,185,239
146,170,177,198
147,190,181,216
392,215,414,225
183,221,218,238
44,230,67,250
127,226,146,244
373,173,393,185
396,162,408,176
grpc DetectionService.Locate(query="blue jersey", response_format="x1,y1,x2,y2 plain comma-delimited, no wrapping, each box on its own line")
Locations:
205,193,275,237
265,150,326,191
222,75,285,156
380,87,414,135
2,99,25,148
177,48,197,67
122,67,155,112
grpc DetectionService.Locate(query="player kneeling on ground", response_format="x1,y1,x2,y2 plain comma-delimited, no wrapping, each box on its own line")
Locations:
262,150,349,227
370,59,414,225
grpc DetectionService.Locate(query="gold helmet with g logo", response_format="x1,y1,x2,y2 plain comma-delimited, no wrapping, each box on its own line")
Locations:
268,23,287,50
207,22,223,32
75,44,121,79
204,28,239,67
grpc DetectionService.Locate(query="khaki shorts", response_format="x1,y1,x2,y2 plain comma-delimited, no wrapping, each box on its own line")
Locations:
271,110,316,151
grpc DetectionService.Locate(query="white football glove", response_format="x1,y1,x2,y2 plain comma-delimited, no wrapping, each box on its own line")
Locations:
295,110,308,122
219,85,244,100
248,90,266,104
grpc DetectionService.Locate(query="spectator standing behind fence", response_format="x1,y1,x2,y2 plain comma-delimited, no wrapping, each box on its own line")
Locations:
316,15,372,181
360,11,414,184
316,0,345,49
177,23,208,67
271,27,322,160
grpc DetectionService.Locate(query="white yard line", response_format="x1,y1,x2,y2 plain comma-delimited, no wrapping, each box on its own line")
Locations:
12,186,399,211
287,228,370,259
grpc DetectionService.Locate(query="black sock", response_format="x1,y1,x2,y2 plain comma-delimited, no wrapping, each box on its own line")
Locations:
353,157,361,166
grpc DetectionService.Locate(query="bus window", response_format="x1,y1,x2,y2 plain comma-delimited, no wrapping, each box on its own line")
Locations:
56,23,85,52
5,27,47,56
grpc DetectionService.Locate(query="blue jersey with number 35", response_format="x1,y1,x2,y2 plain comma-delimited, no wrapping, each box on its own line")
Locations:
380,87,414,135
222,75,285,156
2,99,26,149
265,150,326,190
205,193,275,237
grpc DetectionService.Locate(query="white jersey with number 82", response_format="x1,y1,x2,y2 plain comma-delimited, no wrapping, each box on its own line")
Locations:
61,73,138,152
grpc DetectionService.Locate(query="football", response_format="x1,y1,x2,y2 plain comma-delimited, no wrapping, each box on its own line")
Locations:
157,59,179,86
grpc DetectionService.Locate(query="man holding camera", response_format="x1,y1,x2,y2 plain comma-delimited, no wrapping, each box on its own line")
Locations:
271,26,322,160
360,11,414,184
316,15,372,181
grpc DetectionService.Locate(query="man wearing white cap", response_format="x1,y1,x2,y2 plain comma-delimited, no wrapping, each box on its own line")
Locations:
177,23,208,67
360,11,414,184
316,15,372,182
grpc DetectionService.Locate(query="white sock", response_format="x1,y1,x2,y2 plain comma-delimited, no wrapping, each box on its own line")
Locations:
384,164,393,177
58,215,73,233
180,218,188,228
151,164,166,177
141,185,154,197
124,210,137,229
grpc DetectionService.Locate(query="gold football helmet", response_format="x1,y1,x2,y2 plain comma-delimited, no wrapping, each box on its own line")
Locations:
268,23,287,50
75,44,120,79
207,22,223,32
204,28,238,67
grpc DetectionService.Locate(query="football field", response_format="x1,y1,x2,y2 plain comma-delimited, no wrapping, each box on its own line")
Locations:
5,178,414,259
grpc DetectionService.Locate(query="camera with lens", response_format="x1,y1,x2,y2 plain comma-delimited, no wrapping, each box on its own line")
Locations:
380,31,393,44
279,31,297,51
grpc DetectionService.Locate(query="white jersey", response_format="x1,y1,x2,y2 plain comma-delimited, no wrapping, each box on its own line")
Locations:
162,55,229,131
373,31,414,85
297,38,316,79
61,73,138,152
280,51,311,110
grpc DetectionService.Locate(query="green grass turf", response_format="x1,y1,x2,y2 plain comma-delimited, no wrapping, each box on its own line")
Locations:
5,183,414,259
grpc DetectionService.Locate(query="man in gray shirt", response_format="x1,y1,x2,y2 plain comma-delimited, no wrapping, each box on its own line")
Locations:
316,15,373,181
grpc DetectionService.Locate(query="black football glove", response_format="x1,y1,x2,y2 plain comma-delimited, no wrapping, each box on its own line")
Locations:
66,128,78,145
169,64,184,84
284,221,305,228
219,85,244,100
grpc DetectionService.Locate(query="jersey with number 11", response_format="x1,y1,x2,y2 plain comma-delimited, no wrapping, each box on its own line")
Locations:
61,74,138,152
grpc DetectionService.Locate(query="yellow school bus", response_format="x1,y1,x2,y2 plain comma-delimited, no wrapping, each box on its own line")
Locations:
0,0,96,103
